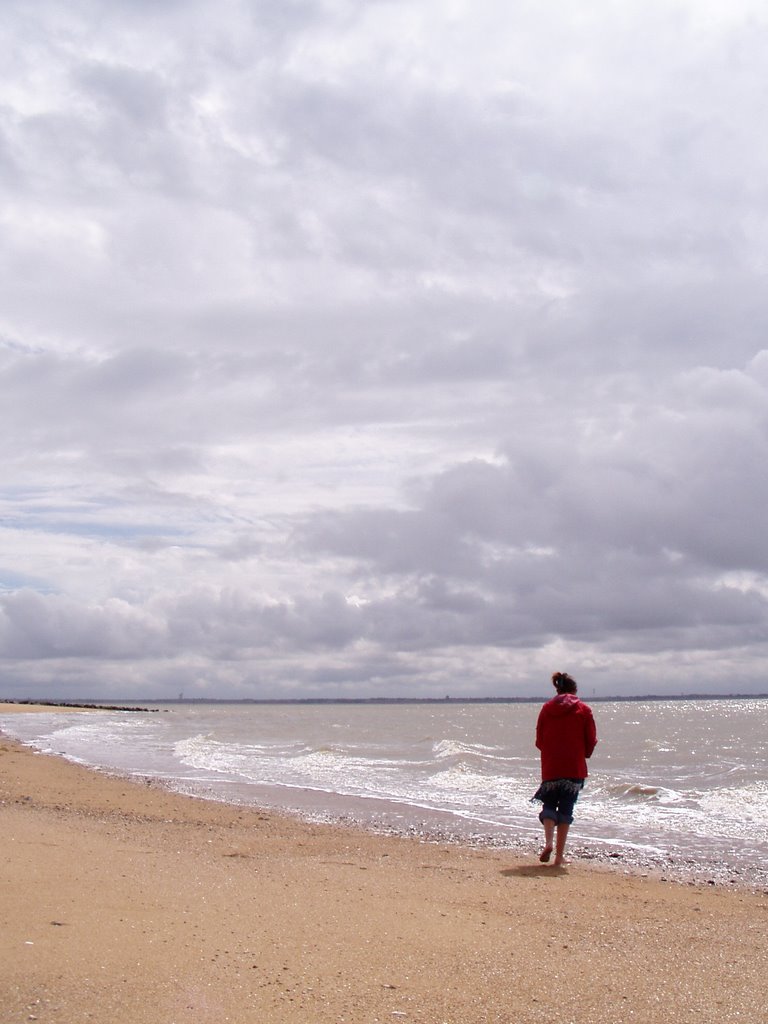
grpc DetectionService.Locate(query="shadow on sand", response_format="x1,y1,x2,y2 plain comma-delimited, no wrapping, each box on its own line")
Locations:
501,864,569,879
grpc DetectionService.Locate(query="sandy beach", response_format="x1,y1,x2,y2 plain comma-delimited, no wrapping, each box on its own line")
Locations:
2,708,767,1024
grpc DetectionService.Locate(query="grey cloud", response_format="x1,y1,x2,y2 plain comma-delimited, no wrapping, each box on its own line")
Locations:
74,62,171,128
0,590,165,659
296,358,768,650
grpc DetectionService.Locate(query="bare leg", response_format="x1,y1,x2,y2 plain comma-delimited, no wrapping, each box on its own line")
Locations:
553,822,570,866
539,816,554,862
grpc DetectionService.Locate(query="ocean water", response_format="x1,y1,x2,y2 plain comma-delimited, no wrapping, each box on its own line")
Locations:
2,699,767,881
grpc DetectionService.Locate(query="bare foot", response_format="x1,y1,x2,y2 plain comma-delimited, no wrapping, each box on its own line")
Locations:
539,846,552,863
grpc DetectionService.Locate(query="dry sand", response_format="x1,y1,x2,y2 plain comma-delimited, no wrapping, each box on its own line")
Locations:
2,709,767,1024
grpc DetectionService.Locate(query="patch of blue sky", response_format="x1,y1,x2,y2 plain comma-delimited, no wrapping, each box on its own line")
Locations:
1,516,188,543
0,570,55,594
34,520,188,542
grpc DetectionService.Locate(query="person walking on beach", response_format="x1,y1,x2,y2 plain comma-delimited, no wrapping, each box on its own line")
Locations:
533,671,597,866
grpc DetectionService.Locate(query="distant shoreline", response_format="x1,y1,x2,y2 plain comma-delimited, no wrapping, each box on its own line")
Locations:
0,700,157,712
2,692,767,711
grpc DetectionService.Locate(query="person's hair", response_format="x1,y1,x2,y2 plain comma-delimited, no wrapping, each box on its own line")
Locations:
552,671,577,694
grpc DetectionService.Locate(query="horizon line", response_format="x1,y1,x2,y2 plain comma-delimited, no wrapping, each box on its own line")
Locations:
4,692,768,710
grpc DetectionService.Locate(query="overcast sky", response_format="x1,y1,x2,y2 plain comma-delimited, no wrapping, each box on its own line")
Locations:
2,0,768,700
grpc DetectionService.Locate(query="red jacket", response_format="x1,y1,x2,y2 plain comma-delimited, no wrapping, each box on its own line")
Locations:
536,694,597,781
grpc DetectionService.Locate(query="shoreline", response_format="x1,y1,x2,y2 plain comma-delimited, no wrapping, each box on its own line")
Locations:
0,700,155,713
163,763,768,894
2,701,764,895
3,732,768,1023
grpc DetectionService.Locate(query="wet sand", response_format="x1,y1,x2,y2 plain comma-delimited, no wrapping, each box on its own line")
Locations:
2,713,767,1023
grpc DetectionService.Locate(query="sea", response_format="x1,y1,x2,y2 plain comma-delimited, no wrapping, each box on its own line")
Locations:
2,698,767,887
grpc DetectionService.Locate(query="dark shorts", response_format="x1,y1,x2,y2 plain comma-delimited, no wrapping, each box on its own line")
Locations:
532,778,584,825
